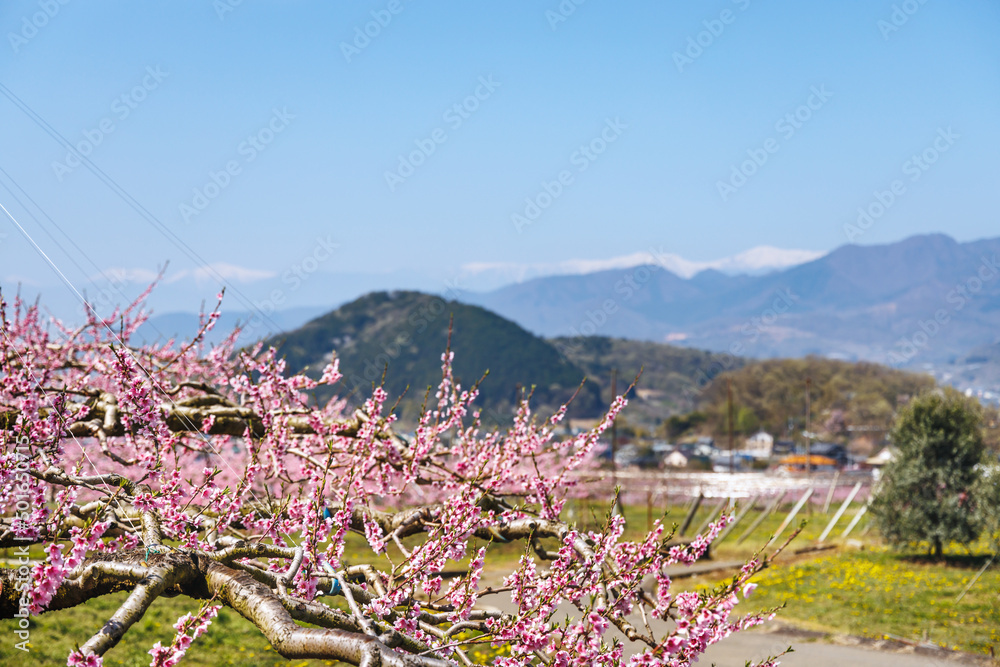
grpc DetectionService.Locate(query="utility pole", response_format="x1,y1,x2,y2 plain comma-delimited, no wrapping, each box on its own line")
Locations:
727,378,735,474
611,368,621,515
805,377,812,478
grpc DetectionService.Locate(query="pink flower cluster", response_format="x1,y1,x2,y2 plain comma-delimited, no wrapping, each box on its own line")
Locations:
148,603,221,667
67,651,103,666
32,521,109,614
0,287,784,667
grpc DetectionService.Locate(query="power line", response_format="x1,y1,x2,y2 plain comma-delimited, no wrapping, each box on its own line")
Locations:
0,164,167,333
0,198,302,549
0,81,284,334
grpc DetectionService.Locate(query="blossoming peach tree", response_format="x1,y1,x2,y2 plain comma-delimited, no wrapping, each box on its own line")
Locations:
0,288,788,666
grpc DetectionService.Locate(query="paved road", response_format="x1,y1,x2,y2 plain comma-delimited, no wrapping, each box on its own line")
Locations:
477,599,986,666
702,625,984,666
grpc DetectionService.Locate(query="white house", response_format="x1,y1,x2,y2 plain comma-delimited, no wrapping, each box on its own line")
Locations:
866,446,896,466
744,431,774,458
664,450,689,468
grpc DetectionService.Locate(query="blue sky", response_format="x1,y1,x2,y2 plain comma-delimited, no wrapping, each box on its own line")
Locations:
0,0,998,321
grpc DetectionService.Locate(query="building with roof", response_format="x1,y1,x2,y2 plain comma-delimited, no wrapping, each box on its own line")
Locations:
744,431,774,458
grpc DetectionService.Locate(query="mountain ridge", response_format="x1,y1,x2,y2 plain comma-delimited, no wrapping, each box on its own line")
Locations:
459,234,1000,379
262,291,606,424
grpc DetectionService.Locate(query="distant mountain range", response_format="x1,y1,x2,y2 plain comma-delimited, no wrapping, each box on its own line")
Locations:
460,234,1000,380
133,234,1000,400
456,245,825,286
249,292,940,434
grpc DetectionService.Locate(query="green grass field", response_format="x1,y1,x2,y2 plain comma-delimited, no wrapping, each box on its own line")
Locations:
631,499,1000,658
738,547,1000,656
0,591,338,666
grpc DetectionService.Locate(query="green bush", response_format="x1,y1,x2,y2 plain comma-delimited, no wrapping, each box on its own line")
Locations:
871,388,990,557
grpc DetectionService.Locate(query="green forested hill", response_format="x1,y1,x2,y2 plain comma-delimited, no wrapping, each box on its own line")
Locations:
695,357,936,439
557,341,940,441
551,336,746,426
264,293,943,437
266,291,604,424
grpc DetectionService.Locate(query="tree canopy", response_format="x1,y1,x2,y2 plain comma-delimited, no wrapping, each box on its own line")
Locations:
695,357,936,439
0,289,787,667
870,387,990,557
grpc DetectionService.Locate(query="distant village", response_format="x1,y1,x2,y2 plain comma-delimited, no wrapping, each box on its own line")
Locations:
564,423,897,474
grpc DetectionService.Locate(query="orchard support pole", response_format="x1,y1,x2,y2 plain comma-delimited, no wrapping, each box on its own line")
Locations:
822,471,840,514
818,481,862,542
955,554,996,603
840,501,870,539
679,493,704,537
716,494,760,544
771,487,813,545
694,497,728,536
736,491,787,545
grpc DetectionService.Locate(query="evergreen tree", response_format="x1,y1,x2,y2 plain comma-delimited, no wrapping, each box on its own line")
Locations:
871,388,987,557
977,463,1000,549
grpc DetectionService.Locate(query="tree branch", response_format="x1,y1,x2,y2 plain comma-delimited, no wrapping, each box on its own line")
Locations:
78,551,202,656
204,561,455,666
